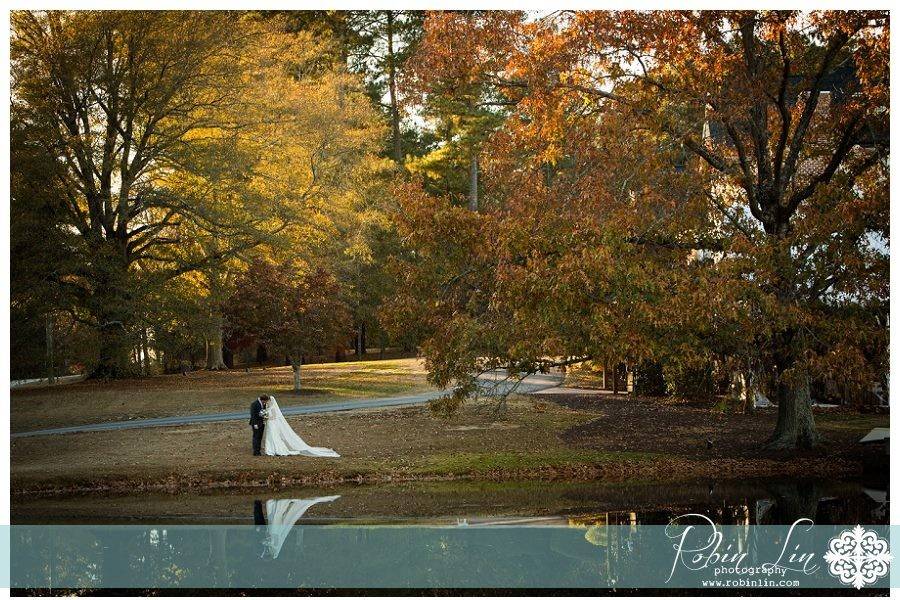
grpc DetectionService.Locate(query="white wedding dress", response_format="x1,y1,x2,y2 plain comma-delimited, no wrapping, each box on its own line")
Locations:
263,396,340,457
264,496,341,558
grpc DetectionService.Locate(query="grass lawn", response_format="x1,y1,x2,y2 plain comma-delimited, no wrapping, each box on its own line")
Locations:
11,391,887,497
561,362,608,389
10,358,433,433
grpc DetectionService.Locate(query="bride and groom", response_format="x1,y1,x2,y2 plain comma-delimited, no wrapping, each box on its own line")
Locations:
249,395,340,457
254,495,340,558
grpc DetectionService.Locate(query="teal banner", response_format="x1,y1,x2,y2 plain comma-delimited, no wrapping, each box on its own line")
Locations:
5,522,895,589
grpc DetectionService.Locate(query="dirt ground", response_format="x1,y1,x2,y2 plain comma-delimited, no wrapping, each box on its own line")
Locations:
554,393,887,460
11,391,887,497
11,358,432,432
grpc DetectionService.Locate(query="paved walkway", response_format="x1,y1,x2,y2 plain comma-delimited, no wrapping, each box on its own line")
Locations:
10,374,86,389
12,371,564,439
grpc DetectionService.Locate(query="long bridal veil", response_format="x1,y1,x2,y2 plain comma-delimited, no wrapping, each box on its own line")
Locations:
264,496,341,558
263,396,341,458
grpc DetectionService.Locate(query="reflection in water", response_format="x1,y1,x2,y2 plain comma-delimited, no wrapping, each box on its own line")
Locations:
258,496,341,558
554,480,888,528
11,477,888,526
9,479,890,589
11,521,891,589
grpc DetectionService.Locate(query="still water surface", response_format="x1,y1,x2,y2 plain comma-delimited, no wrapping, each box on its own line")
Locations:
10,477,890,589
13,477,888,526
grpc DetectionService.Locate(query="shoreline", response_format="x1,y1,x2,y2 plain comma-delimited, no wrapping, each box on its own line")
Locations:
12,453,870,500
12,389,888,502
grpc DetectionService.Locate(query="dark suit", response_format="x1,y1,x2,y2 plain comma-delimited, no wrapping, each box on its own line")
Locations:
250,399,265,455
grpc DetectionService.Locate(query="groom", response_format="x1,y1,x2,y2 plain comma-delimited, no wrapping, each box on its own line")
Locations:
249,395,269,456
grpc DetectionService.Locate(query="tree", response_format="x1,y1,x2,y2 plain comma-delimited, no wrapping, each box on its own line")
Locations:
11,12,275,376
403,11,518,207
146,274,209,373
283,11,426,164
183,23,387,370
345,11,425,164
389,10,888,449
12,12,387,378
10,107,83,379
225,260,350,393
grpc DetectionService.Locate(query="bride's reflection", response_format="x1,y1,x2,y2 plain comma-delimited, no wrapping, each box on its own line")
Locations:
254,496,341,558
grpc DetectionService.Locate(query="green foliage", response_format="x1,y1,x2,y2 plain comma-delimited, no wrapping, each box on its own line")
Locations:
663,361,717,401
147,278,210,372
403,12,513,202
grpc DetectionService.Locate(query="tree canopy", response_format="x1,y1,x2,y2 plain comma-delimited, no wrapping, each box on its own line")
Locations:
10,10,889,453
11,10,389,377
386,10,889,448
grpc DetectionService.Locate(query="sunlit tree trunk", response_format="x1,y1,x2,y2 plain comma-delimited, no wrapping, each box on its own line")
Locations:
205,268,228,370
141,327,150,374
206,320,227,370
291,357,302,394
468,157,479,211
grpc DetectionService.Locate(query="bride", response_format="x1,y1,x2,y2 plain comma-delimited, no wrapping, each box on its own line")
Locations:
263,495,340,558
262,396,340,457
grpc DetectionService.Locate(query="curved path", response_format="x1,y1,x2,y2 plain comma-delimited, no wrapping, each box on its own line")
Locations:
12,371,564,439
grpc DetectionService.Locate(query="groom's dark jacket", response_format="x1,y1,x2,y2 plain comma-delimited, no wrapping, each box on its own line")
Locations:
249,399,265,429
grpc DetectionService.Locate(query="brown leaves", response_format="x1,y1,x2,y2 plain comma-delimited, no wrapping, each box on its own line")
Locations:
386,11,888,434
224,259,351,361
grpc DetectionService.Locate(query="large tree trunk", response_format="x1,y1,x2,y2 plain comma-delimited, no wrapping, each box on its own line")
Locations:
93,317,133,379
386,11,403,164
256,344,268,365
89,247,136,379
205,270,228,370
206,320,227,370
765,330,821,449
763,226,821,449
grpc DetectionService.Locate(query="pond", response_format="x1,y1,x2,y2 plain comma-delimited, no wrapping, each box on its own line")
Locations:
12,476,888,526
9,477,890,590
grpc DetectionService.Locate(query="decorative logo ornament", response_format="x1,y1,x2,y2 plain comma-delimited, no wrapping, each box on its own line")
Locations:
823,525,892,589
